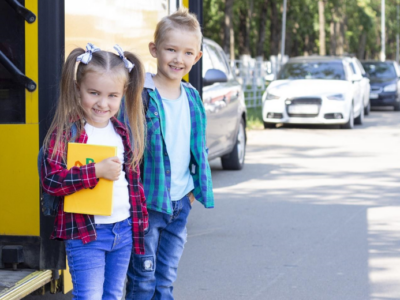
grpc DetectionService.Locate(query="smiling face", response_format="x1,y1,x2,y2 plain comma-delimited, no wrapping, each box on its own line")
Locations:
77,71,125,128
149,28,202,85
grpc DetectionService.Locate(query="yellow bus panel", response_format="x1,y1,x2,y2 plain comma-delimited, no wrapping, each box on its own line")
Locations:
0,125,39,236
65,1,168,74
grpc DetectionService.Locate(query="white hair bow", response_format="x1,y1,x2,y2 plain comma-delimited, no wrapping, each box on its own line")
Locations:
76,43,101,64
114,44,134,73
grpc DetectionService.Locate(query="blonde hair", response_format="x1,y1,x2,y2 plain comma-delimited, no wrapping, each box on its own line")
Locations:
44,48,145,169
154,7,202,49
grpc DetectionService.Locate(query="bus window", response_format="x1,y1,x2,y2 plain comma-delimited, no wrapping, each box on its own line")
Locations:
0,0,26,124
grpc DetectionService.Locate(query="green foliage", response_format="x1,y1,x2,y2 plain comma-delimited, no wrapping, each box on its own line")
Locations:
203,0,225,46
203,0,400,60
246,106,264,130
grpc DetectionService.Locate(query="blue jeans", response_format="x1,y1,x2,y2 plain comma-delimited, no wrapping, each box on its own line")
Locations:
65,218,133,300
125,195,192,300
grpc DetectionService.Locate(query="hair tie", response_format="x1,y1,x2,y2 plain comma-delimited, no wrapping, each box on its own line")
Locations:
114,44,134,73
76,43,101,64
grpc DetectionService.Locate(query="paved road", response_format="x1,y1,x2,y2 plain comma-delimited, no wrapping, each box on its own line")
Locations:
174,107,400,300
25,108,400,300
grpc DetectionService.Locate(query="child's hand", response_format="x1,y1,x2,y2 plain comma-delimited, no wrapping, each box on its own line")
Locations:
95,157,122,181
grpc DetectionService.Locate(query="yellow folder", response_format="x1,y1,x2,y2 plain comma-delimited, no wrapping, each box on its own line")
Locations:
64,143,117,216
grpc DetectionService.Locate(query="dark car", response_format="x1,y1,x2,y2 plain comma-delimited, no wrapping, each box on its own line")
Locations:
361,61,400,111
202,38,247,170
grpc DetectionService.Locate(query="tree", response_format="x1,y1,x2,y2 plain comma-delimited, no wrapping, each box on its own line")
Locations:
269,0,280,56
256,0,269,58
318,1,326,55
223,0,235,59
203,0,400,61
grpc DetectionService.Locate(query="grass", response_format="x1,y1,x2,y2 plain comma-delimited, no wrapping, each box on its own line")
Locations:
246,106,264,130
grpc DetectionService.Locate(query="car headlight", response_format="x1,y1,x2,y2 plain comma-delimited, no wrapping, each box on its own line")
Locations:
265,93,280,100
327,94,345,100
383,83,397,92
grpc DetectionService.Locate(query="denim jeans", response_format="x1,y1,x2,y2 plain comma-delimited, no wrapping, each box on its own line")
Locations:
125,195,192,300
65,218,133,300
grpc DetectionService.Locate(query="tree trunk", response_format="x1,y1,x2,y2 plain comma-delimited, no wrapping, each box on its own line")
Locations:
269,0,280,56
334,3,346,55
245,0,253,54
335,19,343,55
330,19,336,55
223,0,235,59
256,0,269,57
238,8,249,55
358,31,367,59
318,1,326,55
304,34,309,56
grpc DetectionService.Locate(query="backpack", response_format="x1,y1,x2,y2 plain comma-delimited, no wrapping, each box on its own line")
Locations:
37,124,78,217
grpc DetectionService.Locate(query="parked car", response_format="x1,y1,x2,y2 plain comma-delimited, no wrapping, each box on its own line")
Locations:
262,56,364,129
350,57,371,115
361,60,400,111
202,38,247,170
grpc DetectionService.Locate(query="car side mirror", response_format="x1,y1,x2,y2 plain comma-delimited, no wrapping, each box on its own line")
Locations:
203,69,228,87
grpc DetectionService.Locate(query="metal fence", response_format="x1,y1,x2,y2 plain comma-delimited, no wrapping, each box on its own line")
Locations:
231,55,288,108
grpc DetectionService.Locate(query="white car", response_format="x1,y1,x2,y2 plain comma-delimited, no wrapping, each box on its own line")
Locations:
350,57,371,115
262,56,364,129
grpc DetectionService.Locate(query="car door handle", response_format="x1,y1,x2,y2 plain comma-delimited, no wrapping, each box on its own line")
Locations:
5,0,36,23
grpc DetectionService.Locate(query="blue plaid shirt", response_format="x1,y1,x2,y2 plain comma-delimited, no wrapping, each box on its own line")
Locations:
120,73,214,214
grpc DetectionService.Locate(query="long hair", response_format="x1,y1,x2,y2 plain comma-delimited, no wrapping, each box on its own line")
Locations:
43,47,145,169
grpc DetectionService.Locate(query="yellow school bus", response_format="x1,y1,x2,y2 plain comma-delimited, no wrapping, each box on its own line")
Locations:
0,0,202,298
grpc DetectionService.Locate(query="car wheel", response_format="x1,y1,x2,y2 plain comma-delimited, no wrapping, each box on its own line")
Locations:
354,104,364,125
221,119,246,170
263,121,276,129
341,105,354,129
394,102,400,111
364,100,370,116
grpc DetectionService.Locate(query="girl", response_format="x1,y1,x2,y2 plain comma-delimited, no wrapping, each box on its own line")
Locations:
41,43,148,300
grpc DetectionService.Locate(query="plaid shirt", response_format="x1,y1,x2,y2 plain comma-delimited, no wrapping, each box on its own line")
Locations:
142,73,214,214
41,117,148,254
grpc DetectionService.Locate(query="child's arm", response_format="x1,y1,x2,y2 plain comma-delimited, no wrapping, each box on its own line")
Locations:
41,132,98,196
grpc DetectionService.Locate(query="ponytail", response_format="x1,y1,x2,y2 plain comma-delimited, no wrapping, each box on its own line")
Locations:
43,48,86,160
123,51,145,169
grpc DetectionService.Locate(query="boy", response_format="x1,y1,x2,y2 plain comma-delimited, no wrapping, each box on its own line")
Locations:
125,8,214,300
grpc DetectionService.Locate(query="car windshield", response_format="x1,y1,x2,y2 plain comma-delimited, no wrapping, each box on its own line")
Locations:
362,62,397,79
278,62,346,80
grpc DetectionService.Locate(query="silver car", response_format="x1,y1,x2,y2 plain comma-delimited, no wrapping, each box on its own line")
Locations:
202,38,247,170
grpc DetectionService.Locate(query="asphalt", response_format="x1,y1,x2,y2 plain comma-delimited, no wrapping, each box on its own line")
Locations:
174,107,400,300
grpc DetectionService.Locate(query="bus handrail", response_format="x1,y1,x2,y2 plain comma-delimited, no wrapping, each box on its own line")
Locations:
0,51,37,92
5,0,36,23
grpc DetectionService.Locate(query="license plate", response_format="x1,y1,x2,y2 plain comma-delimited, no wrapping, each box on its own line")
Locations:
370,93,379,99
288,105,319,114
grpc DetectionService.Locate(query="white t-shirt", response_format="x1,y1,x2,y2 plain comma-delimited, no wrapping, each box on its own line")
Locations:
162,84,194,200
84,121,130,224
